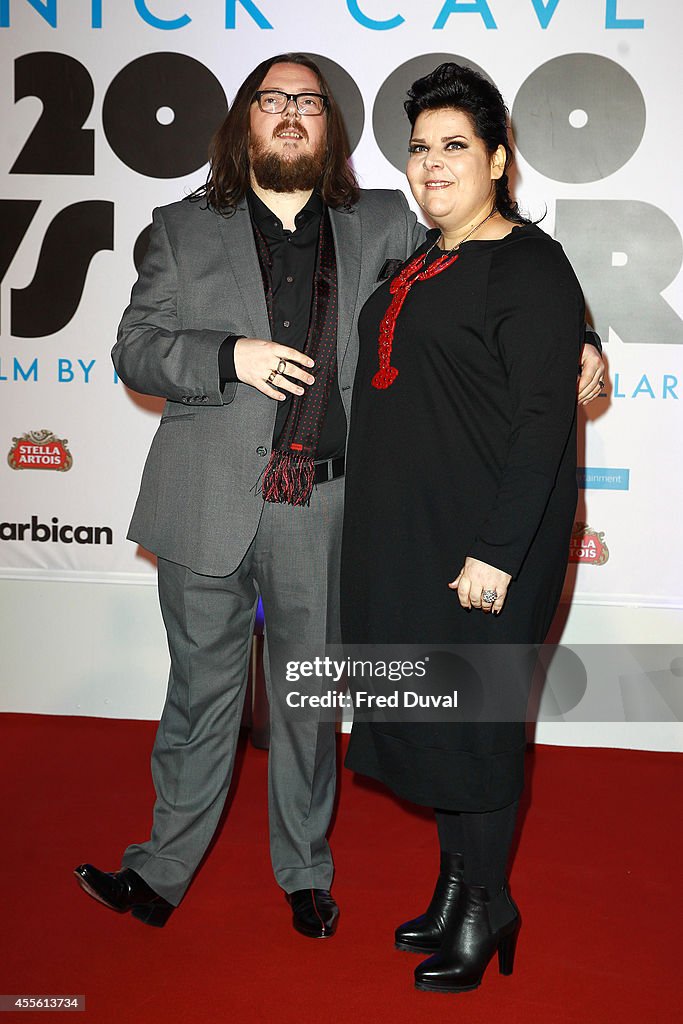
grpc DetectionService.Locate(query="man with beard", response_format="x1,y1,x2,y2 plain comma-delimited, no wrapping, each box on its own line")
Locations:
74,54,605,935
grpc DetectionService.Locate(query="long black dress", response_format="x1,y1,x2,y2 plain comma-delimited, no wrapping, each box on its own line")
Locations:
341,223,584,812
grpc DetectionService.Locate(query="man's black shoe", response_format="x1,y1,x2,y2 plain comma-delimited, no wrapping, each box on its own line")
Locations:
74,864,174,927
287,888,339,938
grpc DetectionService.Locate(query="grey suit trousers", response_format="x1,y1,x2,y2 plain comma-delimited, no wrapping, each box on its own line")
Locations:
121,475,344,906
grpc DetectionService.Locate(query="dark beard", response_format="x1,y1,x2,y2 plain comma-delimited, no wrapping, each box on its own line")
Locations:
250,140,326,193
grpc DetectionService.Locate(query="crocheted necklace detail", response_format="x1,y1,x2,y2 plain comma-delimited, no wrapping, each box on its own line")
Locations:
372,208,496,390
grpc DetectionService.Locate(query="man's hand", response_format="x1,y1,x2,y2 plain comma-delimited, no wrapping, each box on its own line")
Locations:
578,342,605,405
234,339,315,400
449,556,512,615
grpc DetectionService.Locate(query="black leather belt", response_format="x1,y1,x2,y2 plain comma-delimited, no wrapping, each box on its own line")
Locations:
313,456,345,485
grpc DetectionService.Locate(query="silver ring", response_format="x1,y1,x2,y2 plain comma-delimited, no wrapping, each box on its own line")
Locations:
482,589,498,604
277,358,288,375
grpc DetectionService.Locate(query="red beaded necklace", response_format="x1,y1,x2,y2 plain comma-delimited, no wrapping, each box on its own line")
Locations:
372,209,496,390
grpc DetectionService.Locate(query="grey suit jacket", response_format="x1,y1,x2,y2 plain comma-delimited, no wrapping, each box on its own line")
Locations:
113,189,425,576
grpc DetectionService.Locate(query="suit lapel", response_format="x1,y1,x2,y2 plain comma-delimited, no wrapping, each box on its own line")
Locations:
214,204,271,340
329,205,362,375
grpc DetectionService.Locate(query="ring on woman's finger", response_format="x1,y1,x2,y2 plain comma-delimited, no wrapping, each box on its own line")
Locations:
482,588,498,604
267,368,278,384
277,358,288,375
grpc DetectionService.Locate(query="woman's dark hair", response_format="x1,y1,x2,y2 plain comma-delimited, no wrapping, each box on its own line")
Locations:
405,62,527,224
194,53,359,213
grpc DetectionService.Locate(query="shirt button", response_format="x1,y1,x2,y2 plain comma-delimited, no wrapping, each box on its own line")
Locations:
256,446,267,457
286,276,294,283
283,321,290,328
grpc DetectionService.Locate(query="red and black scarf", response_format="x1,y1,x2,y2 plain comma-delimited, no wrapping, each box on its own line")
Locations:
252,210,338,506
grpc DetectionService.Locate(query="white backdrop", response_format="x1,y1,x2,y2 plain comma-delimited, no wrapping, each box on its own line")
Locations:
1,4,681,606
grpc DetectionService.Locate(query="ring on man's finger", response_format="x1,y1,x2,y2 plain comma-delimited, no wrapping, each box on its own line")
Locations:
267,369,278,384
277,358,288,375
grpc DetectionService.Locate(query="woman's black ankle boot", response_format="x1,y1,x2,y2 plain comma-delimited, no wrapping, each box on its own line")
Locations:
394,852,464,954
414,882,520,992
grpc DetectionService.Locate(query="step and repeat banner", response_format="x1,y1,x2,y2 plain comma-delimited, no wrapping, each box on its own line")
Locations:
1,0,681,607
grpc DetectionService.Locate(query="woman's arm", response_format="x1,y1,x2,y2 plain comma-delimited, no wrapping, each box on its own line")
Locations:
466,234,584,582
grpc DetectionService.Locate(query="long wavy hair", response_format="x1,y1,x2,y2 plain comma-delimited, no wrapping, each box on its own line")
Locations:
194,53,359,214
405,63,527,224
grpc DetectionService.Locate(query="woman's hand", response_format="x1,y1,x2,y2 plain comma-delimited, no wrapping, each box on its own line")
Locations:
449,556,512,614
578,343,606,405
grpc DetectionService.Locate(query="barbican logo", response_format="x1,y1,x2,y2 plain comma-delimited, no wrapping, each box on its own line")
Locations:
0,516,113,546
569,522,610,566
8,430,73,471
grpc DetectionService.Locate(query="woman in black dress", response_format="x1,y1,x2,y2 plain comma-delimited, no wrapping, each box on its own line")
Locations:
341,64,586,992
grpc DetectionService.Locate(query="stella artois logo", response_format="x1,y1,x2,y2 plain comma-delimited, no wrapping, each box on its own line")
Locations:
569,522,609,565
8,430,73,472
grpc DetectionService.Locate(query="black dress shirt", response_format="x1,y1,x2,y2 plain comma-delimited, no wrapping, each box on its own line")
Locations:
218,189,346,461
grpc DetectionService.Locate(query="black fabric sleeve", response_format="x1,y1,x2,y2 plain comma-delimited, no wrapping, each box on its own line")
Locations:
218,335,243,385
584,325,602,353
468,236,585,577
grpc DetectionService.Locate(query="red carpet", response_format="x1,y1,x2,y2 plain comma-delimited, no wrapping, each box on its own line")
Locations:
1,714,680,1023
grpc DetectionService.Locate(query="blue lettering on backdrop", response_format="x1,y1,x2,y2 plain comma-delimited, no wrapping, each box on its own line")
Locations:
605,0,644,29
58,359,74,383
0,0,271,28
225,0,273,29
530,0,561,30
613,374,678,399
633,375,656,398
0,0,647,30
0,358,39,382
134,0,190,30
434,0,497,30
57,359,96,382
346,0,404,30
79,359,96,383
0,0,56,27
663,375,678,399
16,358,38,381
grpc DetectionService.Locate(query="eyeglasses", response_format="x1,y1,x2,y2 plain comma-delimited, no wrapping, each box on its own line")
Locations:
253,90,328,116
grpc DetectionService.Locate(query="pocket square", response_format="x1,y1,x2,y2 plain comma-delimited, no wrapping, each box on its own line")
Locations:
377,258,404,282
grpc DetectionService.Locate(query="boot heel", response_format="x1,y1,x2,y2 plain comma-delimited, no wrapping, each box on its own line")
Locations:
131,901,174,927
497,925,519,976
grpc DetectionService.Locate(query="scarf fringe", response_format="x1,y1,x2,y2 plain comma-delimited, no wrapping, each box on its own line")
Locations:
262,449,315,506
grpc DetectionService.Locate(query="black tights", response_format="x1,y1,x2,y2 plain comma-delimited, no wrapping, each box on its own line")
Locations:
435,799,519,894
